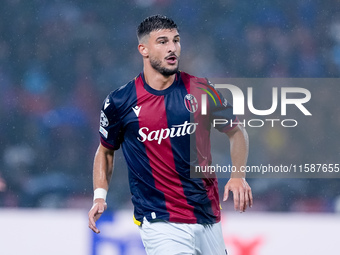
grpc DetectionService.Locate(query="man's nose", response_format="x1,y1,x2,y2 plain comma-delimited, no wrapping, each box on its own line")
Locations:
168,41,176,53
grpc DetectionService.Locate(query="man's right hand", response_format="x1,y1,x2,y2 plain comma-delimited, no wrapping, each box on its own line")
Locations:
88,199,107,234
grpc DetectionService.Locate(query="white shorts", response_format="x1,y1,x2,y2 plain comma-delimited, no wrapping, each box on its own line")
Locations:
139,218,227,255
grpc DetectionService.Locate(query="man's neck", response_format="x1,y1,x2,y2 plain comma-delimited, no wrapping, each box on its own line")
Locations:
143,65,176,91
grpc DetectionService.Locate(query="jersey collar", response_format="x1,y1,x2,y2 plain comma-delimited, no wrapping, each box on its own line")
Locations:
140,71,180,96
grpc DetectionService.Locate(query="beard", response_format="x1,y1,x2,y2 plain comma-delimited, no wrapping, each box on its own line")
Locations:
149,55,179,76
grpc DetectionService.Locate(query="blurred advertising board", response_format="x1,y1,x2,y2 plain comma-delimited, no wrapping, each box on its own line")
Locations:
0,209,338,255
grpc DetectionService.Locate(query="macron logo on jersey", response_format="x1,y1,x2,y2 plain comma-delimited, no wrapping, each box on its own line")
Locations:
132,106,142,117
137,121,198,145
104,98,110,110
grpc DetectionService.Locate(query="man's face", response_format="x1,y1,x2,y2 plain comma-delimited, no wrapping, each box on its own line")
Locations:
144,29,181,76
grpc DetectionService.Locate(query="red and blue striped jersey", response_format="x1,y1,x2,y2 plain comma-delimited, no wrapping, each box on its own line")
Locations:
99,71,237,225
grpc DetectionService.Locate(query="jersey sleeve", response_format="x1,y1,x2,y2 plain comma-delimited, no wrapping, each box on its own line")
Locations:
99,94,123,150
209,87,238,133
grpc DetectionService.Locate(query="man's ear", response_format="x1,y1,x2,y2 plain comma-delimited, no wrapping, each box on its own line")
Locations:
138,44,149,57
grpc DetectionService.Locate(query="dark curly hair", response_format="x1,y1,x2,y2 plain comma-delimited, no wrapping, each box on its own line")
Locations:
137,15,178,42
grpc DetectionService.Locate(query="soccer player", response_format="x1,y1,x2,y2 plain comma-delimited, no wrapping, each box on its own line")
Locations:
88,15,252,255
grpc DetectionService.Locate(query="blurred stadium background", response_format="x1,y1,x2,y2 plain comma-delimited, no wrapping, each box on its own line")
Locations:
0,0,339,254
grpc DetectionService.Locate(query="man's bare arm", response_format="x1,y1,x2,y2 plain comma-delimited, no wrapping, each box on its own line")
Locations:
88,144,114,233
223,124,253,212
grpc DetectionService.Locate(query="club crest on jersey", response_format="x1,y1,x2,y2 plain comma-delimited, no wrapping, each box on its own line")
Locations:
100,110,109,127
184,94,198,113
